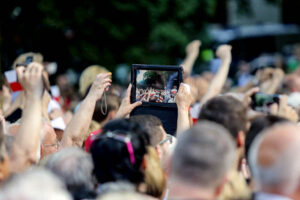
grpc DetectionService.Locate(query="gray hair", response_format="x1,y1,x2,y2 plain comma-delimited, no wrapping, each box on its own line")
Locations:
171,121,236,189
42,147,94,194
249,125,300,195
0,167,71,200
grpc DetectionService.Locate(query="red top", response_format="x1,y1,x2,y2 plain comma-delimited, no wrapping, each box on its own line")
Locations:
84,129,102,152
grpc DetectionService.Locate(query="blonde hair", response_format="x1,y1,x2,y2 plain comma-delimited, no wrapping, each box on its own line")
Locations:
12,52,43,69
144,146,166,198
79,65,109,96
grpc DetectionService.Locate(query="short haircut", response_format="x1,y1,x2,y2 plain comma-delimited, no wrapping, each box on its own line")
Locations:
0,167,71,200
171,121,235,189
245,115,287,160
43,147,95,200
198,96,247,139
130,115,164,146
249,123,300,195
92,93,121,123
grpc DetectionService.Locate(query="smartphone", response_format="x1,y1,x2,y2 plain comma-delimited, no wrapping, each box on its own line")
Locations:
251,93,280,112
15,56,33,67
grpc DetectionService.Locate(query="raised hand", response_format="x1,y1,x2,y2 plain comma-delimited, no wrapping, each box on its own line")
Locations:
186,40,201,58
87,72,112,101
16,62,44,99
182,40,201,77
176,83,192,110
115,84,142,118
270,95,298,122
216,44,232,62
60,72,112,148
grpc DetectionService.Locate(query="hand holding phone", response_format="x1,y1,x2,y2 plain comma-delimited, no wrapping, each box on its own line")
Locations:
251,92,280,112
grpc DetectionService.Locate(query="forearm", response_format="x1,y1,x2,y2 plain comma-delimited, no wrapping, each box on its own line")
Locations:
182,54,198,77
176,108,190,136
200,59,231,104
264,78,282,94
10,95,42,172
60,94,97,148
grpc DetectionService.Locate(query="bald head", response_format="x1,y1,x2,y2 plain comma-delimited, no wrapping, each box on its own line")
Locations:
249,123,300,195
283,74,300,93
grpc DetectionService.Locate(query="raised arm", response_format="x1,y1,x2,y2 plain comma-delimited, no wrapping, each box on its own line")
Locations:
176,83,192,136
181,40,201,78
60,73,111,148
9,63,44,172
260,68,284,94
199,45,232,106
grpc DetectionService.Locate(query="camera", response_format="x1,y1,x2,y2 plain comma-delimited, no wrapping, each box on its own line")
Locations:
15,56,33,67
251,93,280,112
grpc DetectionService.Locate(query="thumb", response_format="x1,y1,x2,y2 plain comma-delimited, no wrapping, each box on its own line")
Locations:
131,101,142,109
278,95,287,112
269,103,279,115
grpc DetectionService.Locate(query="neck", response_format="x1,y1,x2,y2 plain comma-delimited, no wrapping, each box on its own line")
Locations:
99,118,110,128
169,179,215,200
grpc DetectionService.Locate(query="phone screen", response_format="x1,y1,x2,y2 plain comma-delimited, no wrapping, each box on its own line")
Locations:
135,69,179,103
251,93,280,112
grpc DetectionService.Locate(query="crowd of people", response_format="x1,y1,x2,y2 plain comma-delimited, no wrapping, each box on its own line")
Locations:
1,39,300,200
136,87,177,103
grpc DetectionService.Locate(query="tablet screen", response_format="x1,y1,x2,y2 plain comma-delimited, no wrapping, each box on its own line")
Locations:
136,69,179,103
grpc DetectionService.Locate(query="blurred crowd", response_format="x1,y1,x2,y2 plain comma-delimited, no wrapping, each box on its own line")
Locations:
1,39,300,200
136,87,177,103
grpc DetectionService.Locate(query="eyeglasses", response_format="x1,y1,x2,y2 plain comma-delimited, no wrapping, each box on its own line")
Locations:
159,134,173,145
42,139,59,149
106,131,136,165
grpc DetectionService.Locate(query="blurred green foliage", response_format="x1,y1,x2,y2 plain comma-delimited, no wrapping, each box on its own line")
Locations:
2,0,280,73
36,0,220,69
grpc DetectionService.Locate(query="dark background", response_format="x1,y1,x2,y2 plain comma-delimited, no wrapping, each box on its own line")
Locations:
1,0,300,75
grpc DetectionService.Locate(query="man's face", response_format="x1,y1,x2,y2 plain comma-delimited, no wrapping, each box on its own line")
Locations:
157,126,172,171
41,123,59,158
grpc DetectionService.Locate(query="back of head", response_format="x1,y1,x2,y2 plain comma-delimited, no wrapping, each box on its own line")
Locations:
98,191,154,200
90,118,150,185
0,167,71,200
130,115,164,146
93,93,121,123
171,121,235,189
43,147,94,200
199,95,247,139
79,65,109,96
245,115,288,160
249,123,300,195
12,52,43,69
